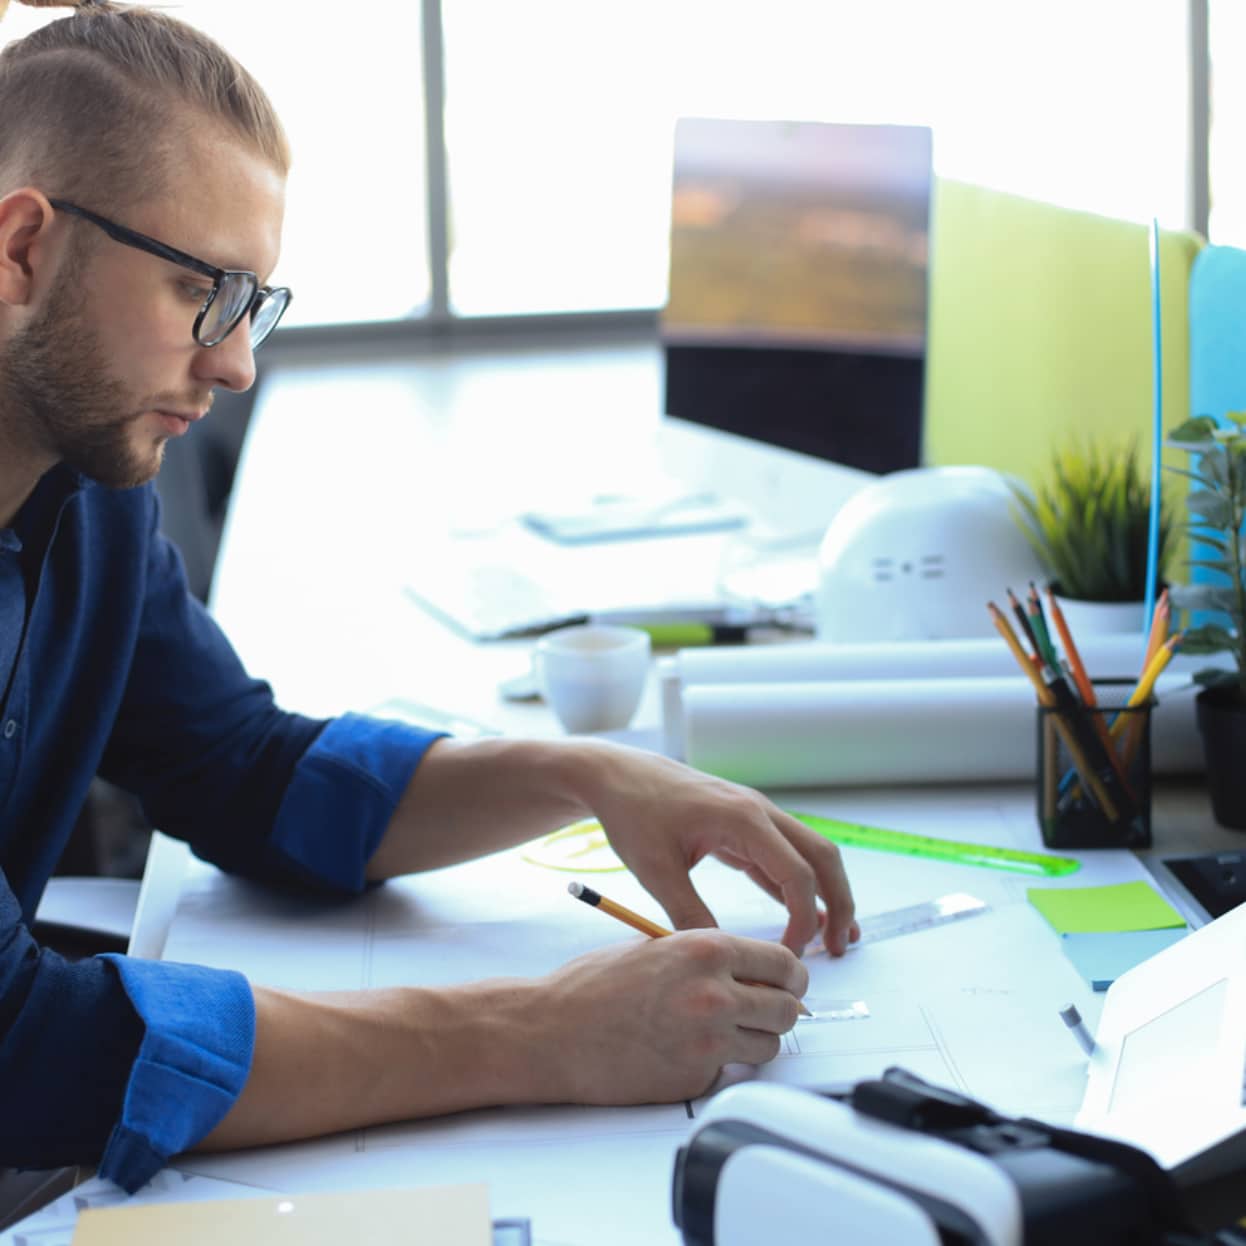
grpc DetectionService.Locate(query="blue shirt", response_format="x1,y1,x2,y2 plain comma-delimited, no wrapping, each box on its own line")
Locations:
0,465,443,1191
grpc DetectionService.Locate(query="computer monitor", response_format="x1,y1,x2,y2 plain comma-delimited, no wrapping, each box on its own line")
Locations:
662,118,933,475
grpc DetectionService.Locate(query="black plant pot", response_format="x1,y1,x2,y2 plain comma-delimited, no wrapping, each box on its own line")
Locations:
1196,686,1246,830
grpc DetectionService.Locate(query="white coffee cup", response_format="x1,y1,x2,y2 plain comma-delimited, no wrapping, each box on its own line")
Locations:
535,624,651,733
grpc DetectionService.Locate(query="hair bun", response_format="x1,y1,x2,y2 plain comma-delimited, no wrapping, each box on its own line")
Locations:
2,0,106,15
2,0,112,22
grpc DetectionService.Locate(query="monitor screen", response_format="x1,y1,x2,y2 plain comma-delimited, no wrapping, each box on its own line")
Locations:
662,118,933,474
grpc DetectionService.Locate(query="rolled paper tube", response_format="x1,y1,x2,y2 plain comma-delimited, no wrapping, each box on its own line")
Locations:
679,674,1204,789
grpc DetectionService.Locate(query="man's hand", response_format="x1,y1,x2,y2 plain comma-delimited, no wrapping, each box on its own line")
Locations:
370,736,858,956
201,927,809,1152
534,929,810,1103
572,745,859,957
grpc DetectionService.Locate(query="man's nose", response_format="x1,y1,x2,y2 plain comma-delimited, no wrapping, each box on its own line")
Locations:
192,323,257,394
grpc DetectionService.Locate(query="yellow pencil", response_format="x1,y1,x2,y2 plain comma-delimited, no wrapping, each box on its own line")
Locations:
1110,632,1182,738
1142,587,1171,672
988,603,1051,704
567,881,812,1017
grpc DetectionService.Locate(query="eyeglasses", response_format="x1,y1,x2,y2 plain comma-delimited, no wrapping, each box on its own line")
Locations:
49,198,292,350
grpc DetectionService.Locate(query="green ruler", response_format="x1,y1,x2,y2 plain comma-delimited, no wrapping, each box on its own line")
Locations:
792,812,1080,878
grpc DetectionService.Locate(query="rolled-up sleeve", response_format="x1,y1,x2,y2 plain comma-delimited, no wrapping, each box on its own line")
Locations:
267,713,445,891
0,883,249,1193
97,955,253,1192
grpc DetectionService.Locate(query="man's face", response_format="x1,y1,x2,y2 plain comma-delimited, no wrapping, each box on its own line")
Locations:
1,124,286,489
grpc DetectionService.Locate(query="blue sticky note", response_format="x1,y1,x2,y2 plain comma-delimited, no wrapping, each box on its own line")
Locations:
1061,928,1188,991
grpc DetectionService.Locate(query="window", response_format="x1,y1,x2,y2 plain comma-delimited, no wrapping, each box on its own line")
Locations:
442,0,1191,316
1,1,1199,326
1209,0,1246,245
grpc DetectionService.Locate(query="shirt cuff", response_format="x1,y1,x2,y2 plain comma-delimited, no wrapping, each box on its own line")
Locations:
269,712,446,892
97,955,254,1193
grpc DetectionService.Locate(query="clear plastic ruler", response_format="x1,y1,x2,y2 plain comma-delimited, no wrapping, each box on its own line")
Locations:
834,892,989,952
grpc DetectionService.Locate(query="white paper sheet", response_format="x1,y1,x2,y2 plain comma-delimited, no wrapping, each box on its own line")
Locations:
157,786,1163,1243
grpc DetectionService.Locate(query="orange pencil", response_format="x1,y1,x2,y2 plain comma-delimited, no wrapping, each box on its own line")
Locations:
1044,586,1134,794
988,602,1120,819
568,881,812,1017
1045,587,1096,707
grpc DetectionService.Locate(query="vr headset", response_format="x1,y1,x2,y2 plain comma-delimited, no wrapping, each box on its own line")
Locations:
672,1068,1246,1246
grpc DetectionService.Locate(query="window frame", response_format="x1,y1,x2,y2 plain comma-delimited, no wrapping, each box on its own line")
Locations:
276,0,1213,355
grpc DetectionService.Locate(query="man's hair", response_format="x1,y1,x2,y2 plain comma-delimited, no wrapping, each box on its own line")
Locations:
0,0,290,212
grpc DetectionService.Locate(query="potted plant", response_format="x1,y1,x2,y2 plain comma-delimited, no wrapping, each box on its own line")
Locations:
1010,438,1172,633
1166,414,1246,829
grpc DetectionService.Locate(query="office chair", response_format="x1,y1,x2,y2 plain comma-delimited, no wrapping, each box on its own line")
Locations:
155,376,261,604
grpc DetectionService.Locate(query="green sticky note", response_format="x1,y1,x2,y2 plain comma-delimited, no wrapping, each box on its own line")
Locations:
1026,880,1186,935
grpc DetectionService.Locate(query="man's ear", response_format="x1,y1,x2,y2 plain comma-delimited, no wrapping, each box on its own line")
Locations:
0,188,57,308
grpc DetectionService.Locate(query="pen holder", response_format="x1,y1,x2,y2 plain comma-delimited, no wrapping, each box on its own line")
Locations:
1036,678,1153,850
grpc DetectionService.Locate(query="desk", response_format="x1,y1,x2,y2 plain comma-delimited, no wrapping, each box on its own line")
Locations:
126,348,1237,1242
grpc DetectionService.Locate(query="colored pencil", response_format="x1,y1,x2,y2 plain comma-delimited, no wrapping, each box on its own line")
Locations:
1041,586,1134,797
1045,587,1097,707
1006,587,1041,659
1112,632,1182,727
1027,582,1060,669
1142,587,1171,671
988,602,1122,820
1117,634,1182,774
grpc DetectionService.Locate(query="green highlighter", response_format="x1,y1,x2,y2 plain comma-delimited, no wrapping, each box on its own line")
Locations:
792,811,1080,878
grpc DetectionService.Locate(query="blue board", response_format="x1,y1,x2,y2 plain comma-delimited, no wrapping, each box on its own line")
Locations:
1190,245,1246,420
1186,246,1246,607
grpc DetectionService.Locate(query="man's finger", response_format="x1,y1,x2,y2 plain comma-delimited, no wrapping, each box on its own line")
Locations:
732,827,821,953
775,811,856,954
646,874,718,933
729,935,809,999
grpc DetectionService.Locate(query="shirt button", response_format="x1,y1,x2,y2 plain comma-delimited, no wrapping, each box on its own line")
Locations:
3,720,16,739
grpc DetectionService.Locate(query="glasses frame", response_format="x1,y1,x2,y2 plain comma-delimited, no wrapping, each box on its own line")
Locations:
48,198,291,349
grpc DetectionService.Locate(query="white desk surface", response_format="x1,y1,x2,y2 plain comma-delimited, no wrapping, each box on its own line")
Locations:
120,347,1237,1242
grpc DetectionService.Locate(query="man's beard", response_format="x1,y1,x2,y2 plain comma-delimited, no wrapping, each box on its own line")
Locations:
2,261,178,490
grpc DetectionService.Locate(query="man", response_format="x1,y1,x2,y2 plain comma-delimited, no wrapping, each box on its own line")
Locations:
0,0,856,1194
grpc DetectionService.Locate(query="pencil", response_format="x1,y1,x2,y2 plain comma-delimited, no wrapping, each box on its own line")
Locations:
988,602,1050,703
1006,588,1041,659
988,602,1121,820
1027,583,1060,669
1045,587,1097,707
1041,586,1134,796
569,880,670,937
567,881,812,1017
1117,632,1182,771
1111,632,1182,738
1142,587,1171,671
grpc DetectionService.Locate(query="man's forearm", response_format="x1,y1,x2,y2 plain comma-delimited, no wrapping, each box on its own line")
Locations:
365,736,613,880
197,927,807,1153
197,980,553,1151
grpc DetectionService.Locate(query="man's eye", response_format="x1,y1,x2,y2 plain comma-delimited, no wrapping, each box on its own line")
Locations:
180,281,212,303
